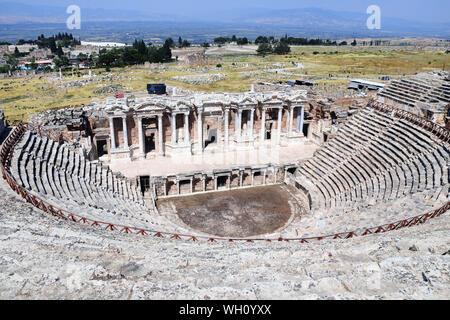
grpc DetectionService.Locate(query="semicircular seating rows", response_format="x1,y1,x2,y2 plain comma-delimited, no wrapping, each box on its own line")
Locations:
8,130,190,234
378,74,450,107
3,100,449,241
295,103,449,215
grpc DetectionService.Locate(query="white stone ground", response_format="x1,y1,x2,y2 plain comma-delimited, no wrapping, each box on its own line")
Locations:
109,143,319,178
0,178,449,300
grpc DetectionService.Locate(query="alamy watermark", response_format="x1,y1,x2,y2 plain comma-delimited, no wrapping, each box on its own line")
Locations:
367,5,381,30
64,5,380,32
66,5,81,30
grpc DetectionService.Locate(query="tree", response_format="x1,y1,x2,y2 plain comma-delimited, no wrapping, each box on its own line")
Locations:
29,57,38,70
231,35,237,42
77,53,88,62
161,39,173,62
351,39,357,46
54,56,71,69
133,39,147,57
97,38,175,67
255,36,269,44
257,43,273,55
0,65,11,73
49,38,57,54
181,39,190,48
178,36,183,47
56,43,64,57
273,41,291,55
6,54,18,68
214,37,230,45
236,37,248,45
201,42,210,48
339,41,348,46
165,38,175,48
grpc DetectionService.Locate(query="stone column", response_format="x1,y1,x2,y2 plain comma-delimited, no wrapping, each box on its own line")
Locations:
171,114,176,144
249,109,255,141
214,176,218,190
197,111,203,152
251,172,254,186
158,114,164,156
224,109,229,148
297,106,304,134
122,116,128,149
217,115,222,146
277,108,282,145
263,170,267,185
260,108,266,143
164,180,168,196
109,117,116,149
237,110,242,142
234,111,239,141
190,178,193,193
138,116,144,154
300,106,305,135
184,113,190,145
288,107,294,136
239,171,243,187
202,176,206,191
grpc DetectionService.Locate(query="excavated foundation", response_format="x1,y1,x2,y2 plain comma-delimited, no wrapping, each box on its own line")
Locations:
157,185,303,238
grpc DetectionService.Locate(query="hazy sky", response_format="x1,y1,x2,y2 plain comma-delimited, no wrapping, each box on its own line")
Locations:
6,0,450,23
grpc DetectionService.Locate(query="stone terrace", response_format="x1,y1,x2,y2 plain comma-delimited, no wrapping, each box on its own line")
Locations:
8,131,194,235
295,105,449,213
378,71,449,110
0,175,449,299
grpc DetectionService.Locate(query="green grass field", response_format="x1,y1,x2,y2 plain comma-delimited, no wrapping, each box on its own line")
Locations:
1,45,448,121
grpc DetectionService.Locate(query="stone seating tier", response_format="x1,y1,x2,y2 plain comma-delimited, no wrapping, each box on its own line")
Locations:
295,105,449,212
10,131,192,234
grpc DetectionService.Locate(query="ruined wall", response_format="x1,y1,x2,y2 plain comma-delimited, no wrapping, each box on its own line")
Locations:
0,110,6,137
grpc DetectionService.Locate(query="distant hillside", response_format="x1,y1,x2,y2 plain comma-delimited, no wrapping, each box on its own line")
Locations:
0,1,177,23
0,2,448,41
222,8,449,38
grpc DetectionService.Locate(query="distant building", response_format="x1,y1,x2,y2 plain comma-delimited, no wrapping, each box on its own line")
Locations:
70,47,100,59
35,60,54,68
80,41,126,48
147,84,167,95
8,44,38,53
18,61,32,70
28,48,52,60
20,59,54,70
0,45,9,54
348,79,385,91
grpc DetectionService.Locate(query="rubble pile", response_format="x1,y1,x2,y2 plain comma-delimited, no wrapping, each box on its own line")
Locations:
171,73,227,85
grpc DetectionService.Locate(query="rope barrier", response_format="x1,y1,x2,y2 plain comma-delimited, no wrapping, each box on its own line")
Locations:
0,108,449,243
370,99,450,142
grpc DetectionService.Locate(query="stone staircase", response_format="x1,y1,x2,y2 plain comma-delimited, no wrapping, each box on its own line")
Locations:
378,73,450,106
295,106,449,213
9,131,191,233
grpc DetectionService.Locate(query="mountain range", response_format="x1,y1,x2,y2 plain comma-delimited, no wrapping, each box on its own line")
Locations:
0,1,448,42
